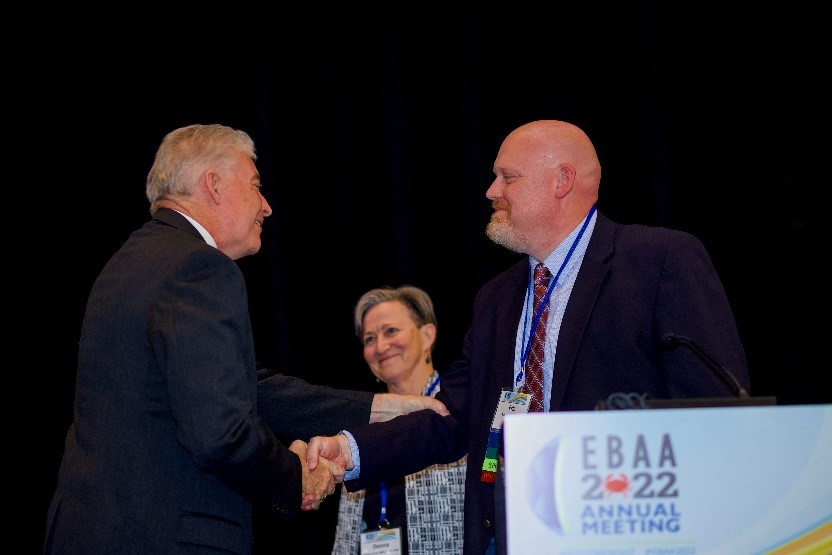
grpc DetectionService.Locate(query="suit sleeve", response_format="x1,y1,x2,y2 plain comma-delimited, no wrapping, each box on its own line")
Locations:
256,370,373,441
656,231,751,395
345,408,466,491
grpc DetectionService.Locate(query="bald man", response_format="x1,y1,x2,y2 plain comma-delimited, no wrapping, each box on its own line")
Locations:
308,120,750,554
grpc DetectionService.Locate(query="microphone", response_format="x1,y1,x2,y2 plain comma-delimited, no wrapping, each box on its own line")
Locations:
660,333,749,398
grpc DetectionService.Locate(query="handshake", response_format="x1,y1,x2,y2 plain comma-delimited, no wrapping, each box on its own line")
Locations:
288,437,351,511
289,392,449,511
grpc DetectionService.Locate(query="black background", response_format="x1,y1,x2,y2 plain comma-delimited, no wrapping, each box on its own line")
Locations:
27,2,826,552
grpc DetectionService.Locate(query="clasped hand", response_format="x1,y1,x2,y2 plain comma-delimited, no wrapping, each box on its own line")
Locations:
289,439,344,511
290,395,446,511
289,434,353,511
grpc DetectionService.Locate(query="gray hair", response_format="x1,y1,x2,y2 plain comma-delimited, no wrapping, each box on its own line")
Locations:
145,124,257,214
354,285,438,341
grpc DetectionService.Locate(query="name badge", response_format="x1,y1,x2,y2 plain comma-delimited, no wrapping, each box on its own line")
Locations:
482,389,531,482
360,527,403,554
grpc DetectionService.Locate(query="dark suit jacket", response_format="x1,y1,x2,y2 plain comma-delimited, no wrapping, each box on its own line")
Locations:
256,368,372,442
344,211,750,555
44,209,372,554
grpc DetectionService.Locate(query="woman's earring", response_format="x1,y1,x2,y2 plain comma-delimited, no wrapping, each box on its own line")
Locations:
425,355,431,364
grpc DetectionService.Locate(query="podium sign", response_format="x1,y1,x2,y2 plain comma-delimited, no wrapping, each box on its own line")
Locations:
503,404,832,555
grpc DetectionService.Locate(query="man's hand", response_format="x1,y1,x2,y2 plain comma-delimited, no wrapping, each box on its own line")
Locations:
369,393,450,423
289,440,342,511
306,434,353,478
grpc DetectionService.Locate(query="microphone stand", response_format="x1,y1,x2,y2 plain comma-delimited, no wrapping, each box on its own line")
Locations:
594,333,777,410
661,333,749,398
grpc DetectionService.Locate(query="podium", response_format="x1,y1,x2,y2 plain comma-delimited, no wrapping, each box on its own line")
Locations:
502,404,832,555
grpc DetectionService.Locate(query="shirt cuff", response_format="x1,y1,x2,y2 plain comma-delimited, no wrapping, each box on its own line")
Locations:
340,430,360,480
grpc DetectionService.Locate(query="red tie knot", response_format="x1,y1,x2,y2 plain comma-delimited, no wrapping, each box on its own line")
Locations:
534,263,551,287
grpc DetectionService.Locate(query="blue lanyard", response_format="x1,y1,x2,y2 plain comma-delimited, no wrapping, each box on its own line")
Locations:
378,481,390,529
517,205,596,386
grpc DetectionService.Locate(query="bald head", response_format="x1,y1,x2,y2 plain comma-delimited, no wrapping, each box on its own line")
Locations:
486,120,602,260
506,120,601,202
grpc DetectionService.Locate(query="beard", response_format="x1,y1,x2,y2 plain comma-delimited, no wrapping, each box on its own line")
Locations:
486,214,528,254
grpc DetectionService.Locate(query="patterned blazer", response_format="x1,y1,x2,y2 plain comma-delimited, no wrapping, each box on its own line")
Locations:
332,371,467,555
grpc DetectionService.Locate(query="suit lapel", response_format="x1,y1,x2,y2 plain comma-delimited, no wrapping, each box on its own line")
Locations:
492,260,528,390
549,213,614,409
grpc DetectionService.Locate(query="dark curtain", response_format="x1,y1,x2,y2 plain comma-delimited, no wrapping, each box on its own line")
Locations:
32,2,824,552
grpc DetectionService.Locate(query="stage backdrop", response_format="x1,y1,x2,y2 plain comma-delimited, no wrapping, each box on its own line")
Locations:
28,2,825,552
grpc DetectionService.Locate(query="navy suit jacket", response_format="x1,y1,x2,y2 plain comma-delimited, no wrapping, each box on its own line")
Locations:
344,211,750,555
44,209,372,554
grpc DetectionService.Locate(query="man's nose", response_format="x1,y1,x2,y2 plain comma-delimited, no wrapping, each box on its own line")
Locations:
261,193,273,217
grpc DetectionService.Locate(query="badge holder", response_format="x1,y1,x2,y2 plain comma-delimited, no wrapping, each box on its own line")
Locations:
481,389,532,482
359,481,403,554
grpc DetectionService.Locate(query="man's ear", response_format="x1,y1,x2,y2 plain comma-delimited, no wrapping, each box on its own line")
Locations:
206,172,222,204
554,163,576,199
